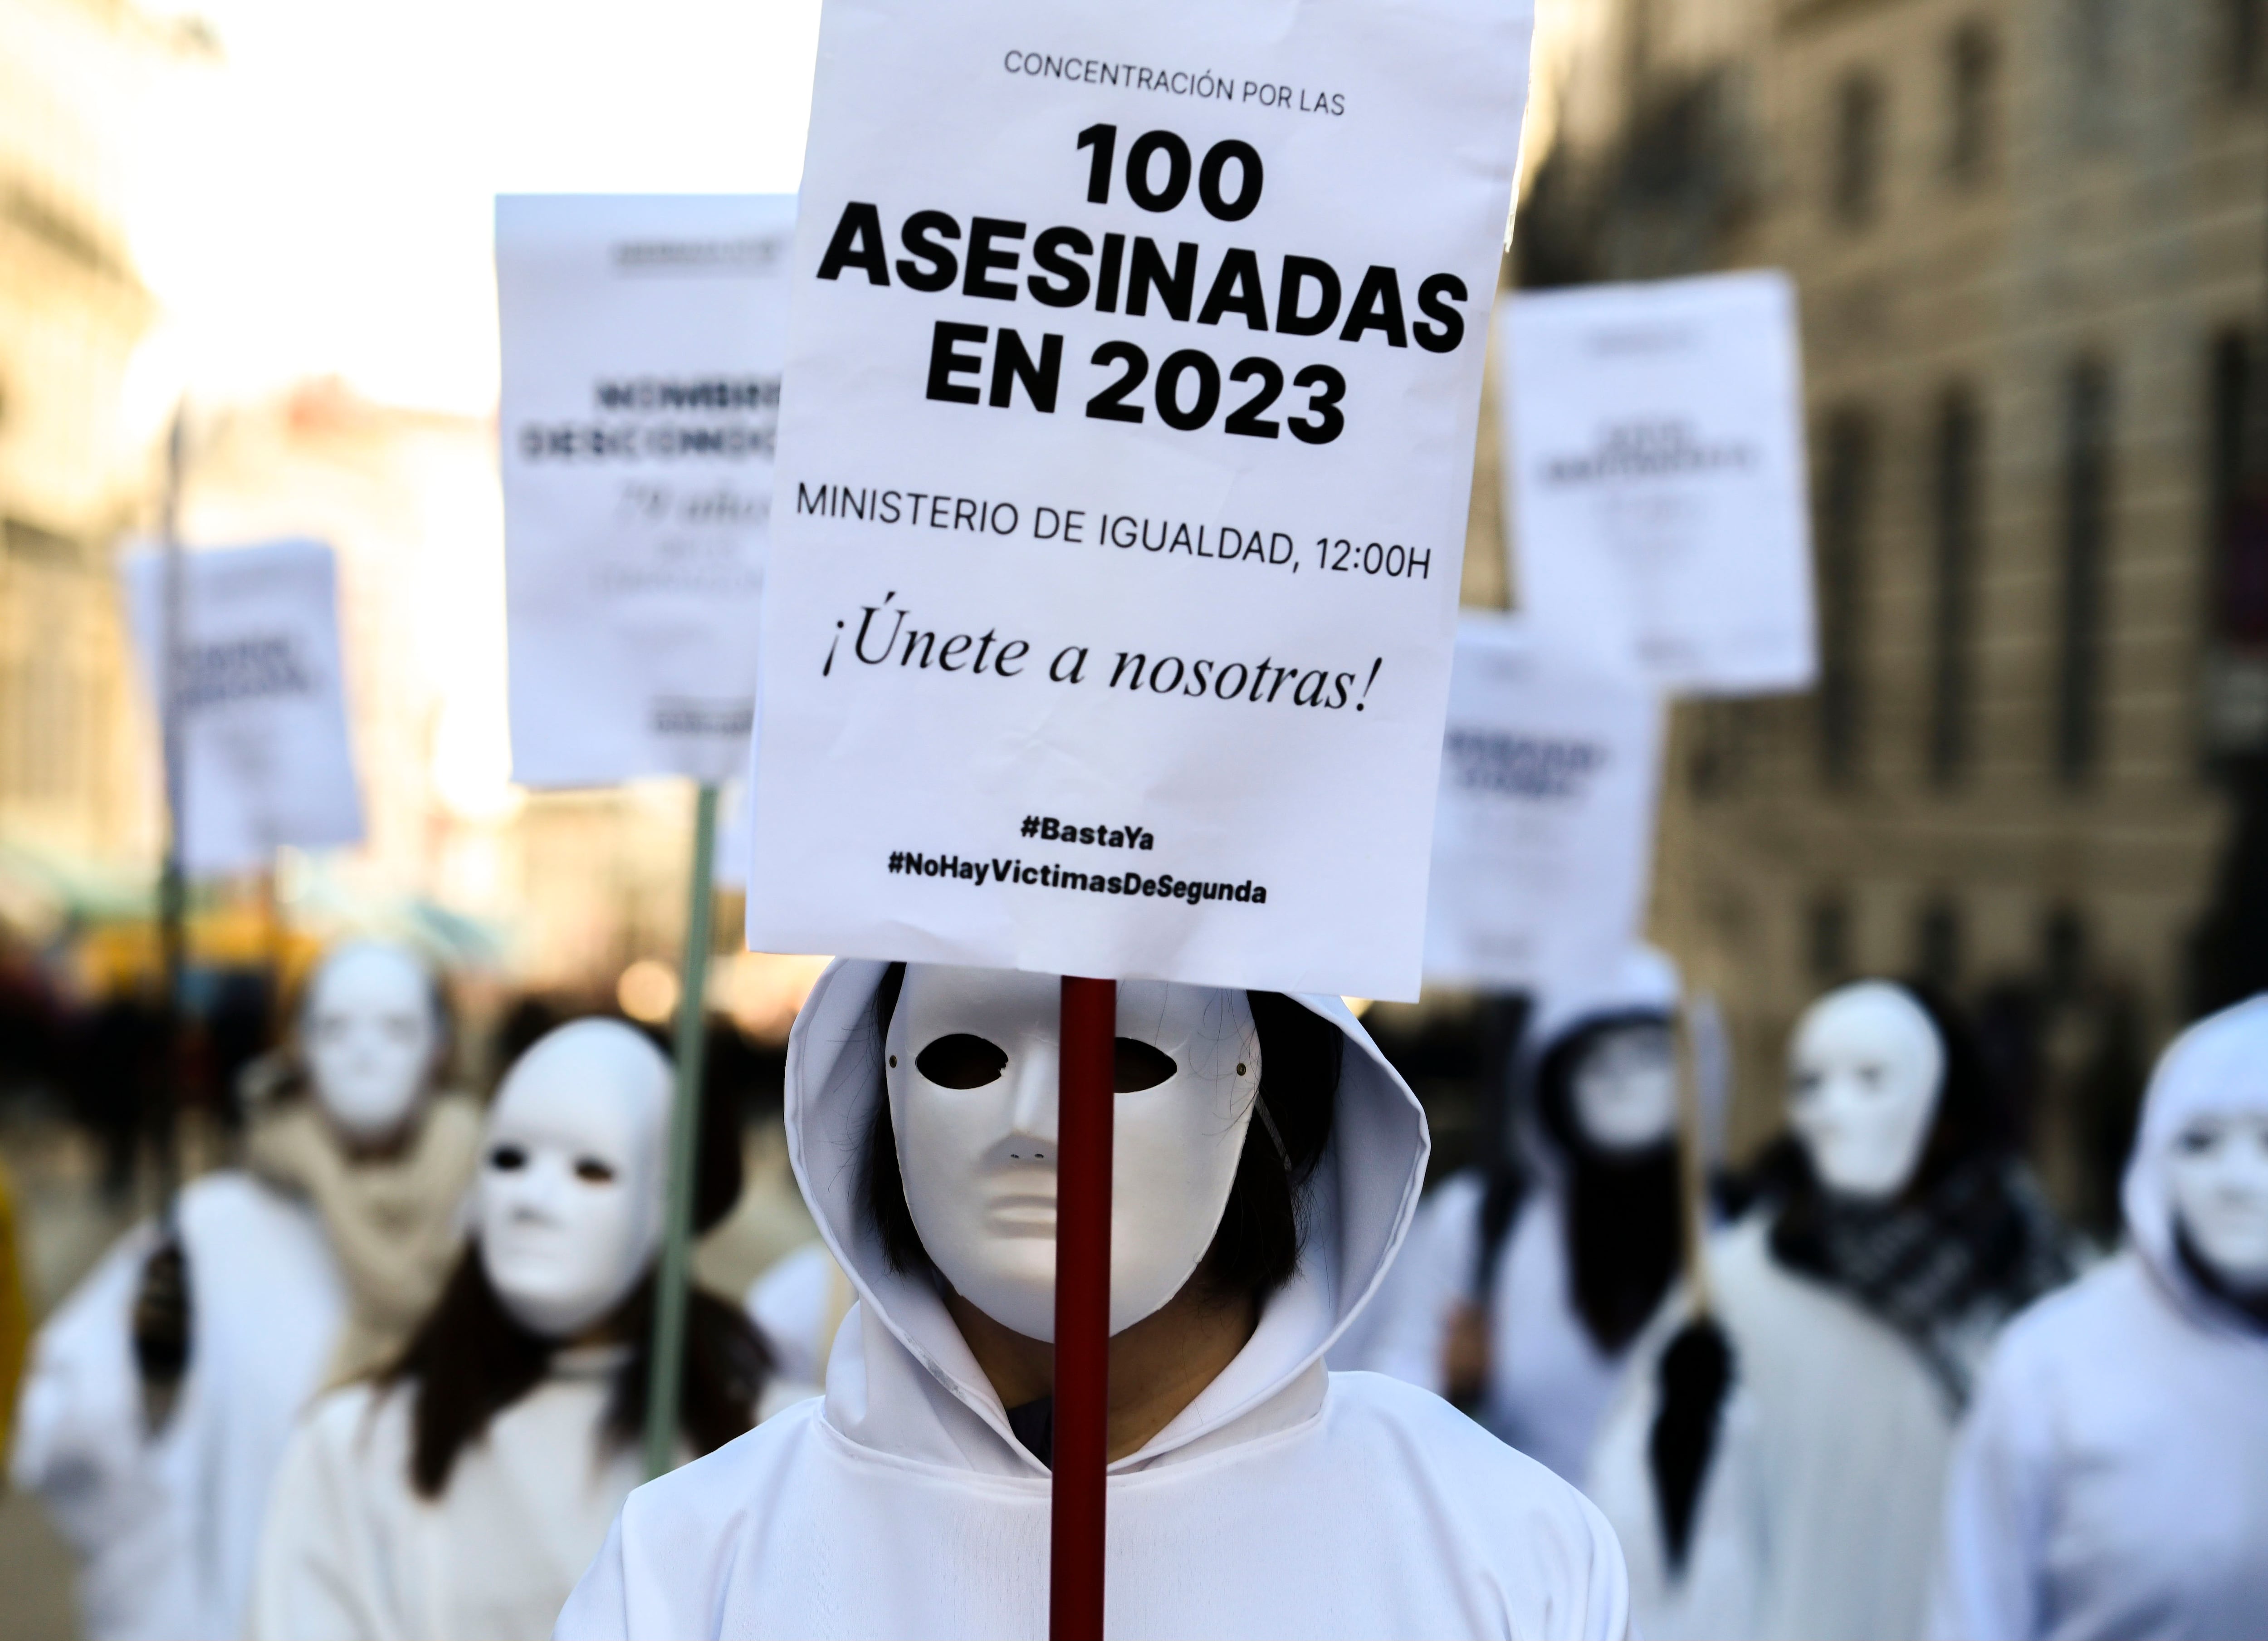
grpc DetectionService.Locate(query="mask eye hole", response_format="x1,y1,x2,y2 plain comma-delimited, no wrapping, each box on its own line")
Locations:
488,1144,528,1172
1113,1038,1178,1093
574,1157,616,1184
916,1034,1009,1088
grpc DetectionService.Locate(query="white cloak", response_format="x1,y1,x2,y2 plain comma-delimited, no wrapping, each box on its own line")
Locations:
1927,999,2268,1641
248,1349,646,1641
1359,1168,1626,1483
9,1171,346,1641
558,960,1630,1641
1584,1212,1958,1641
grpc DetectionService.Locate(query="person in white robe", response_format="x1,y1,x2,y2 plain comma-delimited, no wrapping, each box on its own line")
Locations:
557,959,1631,1640
248,1018,780,1641
9,940,479,1641
1926,994,2268,1641
1361,950,1684,1482
1586,980,2073,1641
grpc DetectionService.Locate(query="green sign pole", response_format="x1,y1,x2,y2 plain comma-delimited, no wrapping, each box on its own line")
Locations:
644,780,720,1479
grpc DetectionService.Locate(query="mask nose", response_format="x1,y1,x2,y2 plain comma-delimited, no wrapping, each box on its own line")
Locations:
1004,1034,1062,1152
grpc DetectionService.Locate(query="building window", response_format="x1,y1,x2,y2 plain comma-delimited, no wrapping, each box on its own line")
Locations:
1808,894,1852,984
1916,898,1963,991
2057,361,2114,785
2068,0,2118,144
1931,387,1983,785
1946,24,1998,185
1818,407,1874,785
2043,903,2089,1003
2206,330,2268,651
2230,0,2266,96
2208,331,2250,554
1832,71,1885,227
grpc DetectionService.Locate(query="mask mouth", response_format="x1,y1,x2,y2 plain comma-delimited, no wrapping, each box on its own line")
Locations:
982,1193,1057,1235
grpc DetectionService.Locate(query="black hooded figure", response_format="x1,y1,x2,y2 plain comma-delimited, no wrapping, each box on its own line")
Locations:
1363,949,1687,1483
1586,978,2074,1641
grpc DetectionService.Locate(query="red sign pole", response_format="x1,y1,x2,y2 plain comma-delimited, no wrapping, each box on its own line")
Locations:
1051,975,1115,1641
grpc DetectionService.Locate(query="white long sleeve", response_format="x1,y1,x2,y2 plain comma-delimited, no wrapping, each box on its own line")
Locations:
1927,1332,2053,1641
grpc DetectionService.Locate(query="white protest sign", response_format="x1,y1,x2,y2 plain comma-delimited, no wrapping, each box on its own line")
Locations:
1505,269,1815,695
1422,616,1662,998
122,539,363,877
497,194,795,788
747,0,1535,1000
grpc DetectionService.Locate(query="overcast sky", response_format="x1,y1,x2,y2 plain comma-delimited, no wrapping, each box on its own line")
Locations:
129,0,824,419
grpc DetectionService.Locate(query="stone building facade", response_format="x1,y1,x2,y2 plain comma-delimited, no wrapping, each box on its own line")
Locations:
0,0,196,868
1513,0,2268,1223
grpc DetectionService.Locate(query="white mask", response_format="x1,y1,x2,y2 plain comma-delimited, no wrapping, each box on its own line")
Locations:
2165,1112,2268,1293
1787,982,1945,1202
303,942,441,1140
1570,1022,1677,1152
477,1019,673,1340
886,965,1261,1340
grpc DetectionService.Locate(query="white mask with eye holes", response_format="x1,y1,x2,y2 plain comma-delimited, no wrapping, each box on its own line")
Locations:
886,965,1261,1341
2166,1111,2268,1293
303,942,441,1141
1787,982,1946,1202
477,1020,673,1340
1569,1021,1678,1153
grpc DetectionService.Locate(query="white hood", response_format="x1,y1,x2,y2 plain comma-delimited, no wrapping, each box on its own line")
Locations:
2121,994,2268,1331
783,958,1430,1475
1526,945,1681,1057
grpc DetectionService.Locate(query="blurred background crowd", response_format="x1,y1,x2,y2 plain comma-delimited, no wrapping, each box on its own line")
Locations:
2,0,2267,1631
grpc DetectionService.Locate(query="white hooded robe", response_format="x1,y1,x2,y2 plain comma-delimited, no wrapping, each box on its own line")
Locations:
1360,1168,1623,1483
246,1348,648,1641
557,960,1630,1640
1926,998,2268,1641
8,1171,345,1641
1584,1210,1958,1641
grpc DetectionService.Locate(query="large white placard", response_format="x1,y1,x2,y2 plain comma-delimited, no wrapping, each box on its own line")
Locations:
122,539,364,877
748,0,1535,999
1505,269,1815,695
498,194,796,787
1422,616,1662,997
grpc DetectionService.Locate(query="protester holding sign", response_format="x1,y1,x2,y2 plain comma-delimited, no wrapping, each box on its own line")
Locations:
248,1020,780,1641
1363,949,1685,1485
557,959,1628,1638
10,940,478,1641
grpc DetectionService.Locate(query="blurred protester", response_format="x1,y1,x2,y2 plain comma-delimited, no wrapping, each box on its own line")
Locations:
204,965,279,1131
8,939,478,1641
68,990,163,1200
1927,996,2268,1641
1360,949,1684,1483
1588,980,2076,1641
0,937,61,1099
248,1019,777,1641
